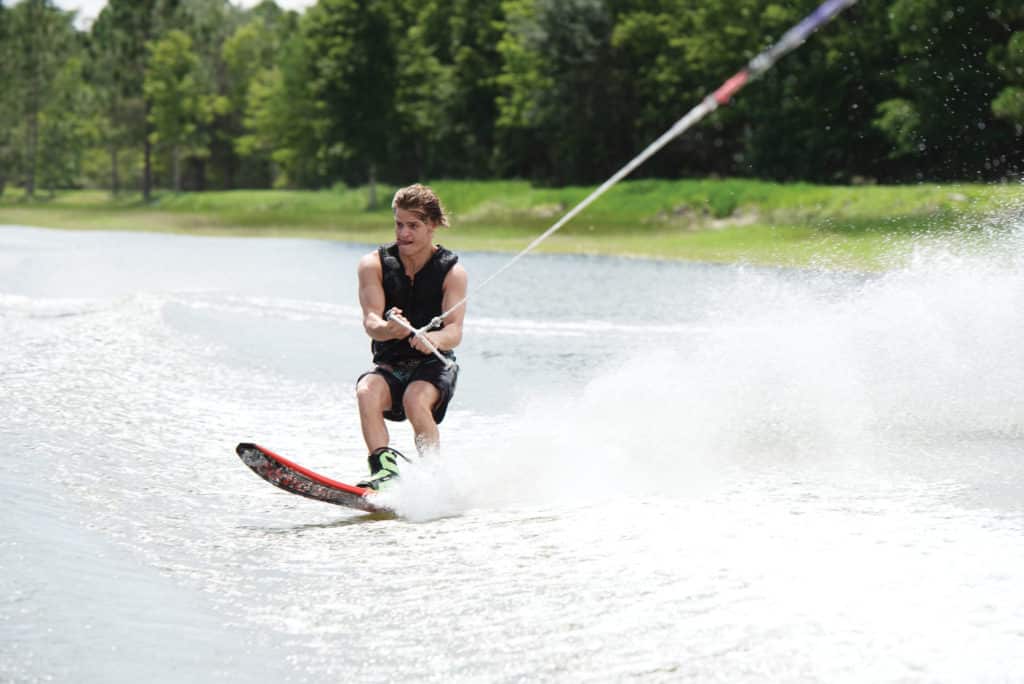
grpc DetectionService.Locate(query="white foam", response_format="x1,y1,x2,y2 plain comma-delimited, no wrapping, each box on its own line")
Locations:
388,222,1024,518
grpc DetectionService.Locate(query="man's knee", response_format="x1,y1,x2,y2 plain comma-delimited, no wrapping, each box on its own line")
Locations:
356,375,390,412
402,382,439,423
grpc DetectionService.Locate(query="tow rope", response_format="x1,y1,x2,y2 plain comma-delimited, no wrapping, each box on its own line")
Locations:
415,0,860,355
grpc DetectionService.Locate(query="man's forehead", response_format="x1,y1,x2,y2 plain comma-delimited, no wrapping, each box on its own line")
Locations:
394,208,426,222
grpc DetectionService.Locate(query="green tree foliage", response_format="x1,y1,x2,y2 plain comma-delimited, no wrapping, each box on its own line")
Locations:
990,26,1024,135
0,4,14,195
222,3,301,187
873,98,922,159
37,55,99,193
731,0,900,182
87,10,138,194
237,33,322,188
171,0,248,189
611,0,775,178
390,0,456,182
224,18,279,185
144,29,221,191
1,0,81,197
90,0,180,198
496,0,637,183
301,0,403,201
495,0,899,183
428,0,504,177
873,0,1020,180
6,0,1021,194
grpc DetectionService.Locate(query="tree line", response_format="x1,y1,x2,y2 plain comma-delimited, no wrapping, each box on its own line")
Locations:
1,0,1022,200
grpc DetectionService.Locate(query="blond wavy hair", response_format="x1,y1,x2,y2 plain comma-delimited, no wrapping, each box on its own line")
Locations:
391,184,449,227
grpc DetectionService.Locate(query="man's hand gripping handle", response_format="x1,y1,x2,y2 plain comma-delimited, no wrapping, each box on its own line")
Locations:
385,308,454,369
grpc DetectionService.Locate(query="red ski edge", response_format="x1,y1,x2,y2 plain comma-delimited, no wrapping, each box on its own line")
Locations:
236,442,384,513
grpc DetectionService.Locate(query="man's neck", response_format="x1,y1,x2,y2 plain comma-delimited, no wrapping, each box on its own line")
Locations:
400,244,437,278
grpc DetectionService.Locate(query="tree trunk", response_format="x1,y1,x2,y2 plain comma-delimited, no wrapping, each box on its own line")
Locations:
26,90,39,199
173,145,181,192
143,102,152,201
194,157,207,191
26,114,38,198
110,145,120,196
367,162,377,209
143,140,152,201
23,0,42,199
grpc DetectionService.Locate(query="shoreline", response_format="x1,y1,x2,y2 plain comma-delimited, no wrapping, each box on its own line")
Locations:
2,179,1020,270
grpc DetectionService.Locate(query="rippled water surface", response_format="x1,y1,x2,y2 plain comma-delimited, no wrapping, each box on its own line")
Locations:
3,224,1024,682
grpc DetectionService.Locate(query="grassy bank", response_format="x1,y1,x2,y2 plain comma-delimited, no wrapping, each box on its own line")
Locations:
1,179,1020,269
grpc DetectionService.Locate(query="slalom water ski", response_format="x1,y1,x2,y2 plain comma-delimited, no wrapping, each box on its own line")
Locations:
236,442,387,513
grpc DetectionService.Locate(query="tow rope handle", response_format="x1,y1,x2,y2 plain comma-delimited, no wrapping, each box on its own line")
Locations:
385,308,454,369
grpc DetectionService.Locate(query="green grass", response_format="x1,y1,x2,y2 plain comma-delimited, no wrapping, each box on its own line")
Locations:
2,179,1020,270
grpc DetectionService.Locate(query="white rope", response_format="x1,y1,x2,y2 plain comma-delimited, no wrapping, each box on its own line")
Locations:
386,309,455,368
431,100,716,329
420,0,859,336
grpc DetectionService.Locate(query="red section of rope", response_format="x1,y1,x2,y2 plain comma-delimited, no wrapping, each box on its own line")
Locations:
713,71,750,105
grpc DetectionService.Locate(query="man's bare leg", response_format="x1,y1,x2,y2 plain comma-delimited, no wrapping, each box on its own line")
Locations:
403,380,441,456
355,374,391,453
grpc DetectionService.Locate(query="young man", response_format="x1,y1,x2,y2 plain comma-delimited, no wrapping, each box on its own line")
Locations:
354,184,468,490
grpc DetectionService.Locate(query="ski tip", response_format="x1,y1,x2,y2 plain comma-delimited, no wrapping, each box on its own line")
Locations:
236,442,256,455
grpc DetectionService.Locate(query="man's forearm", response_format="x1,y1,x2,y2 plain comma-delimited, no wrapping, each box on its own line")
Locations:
428,325,462,352
364,313,404,342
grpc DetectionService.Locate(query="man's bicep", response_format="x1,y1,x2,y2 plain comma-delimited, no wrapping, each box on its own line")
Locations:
360,280,385,315
442,266,469,325
357,257,385,317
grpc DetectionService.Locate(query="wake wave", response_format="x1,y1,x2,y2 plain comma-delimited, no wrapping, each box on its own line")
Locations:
0,293,114,319
388,223,1024,519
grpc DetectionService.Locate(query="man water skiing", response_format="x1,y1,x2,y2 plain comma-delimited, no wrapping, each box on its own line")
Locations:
355,184,467,490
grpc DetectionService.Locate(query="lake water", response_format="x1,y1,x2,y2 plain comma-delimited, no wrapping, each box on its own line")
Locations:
2,223,1023,682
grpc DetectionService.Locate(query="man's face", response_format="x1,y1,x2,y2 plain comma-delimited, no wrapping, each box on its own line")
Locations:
394,208,436,256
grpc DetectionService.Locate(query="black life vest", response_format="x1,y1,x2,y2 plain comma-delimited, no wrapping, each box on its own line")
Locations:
372,242,459,364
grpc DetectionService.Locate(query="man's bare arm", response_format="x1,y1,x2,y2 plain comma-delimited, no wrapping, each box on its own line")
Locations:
357,253,408,342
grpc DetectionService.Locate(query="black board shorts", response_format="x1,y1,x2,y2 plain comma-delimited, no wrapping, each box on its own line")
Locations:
357,356,459,423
